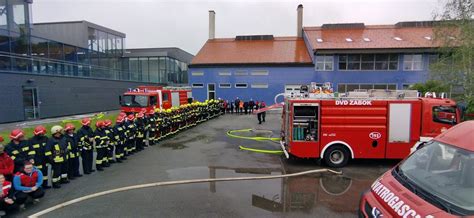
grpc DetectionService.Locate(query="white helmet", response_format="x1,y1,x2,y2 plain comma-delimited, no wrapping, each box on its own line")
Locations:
51,125,64,135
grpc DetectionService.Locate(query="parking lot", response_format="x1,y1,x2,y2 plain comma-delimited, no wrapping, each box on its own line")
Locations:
11,113,398,218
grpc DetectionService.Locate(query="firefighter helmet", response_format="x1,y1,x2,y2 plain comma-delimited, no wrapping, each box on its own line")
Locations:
0,136,4,143
137,112,145,119
119,112,127,117
81,118,91,126
95,121,105,128
9,129,24,140
64,123,75,131
104,119,112,127
51,126,63,135
116,116,125,123
127,114,135,121
33,125,47,136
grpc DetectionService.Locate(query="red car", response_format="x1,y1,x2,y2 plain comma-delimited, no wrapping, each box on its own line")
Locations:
359,120,474,217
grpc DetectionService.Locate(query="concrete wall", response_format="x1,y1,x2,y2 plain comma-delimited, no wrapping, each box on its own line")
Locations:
0,72,156,123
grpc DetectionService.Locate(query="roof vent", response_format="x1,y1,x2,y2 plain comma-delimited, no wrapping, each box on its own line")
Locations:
321,23,365,29
363,37,371,42
424,36,432,40
316,38,323,43
345,38,353,42
235,35,274,41
393,37,403,41
395,21,434,28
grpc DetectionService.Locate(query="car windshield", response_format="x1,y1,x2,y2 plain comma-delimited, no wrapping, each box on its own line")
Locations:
121,95,149,107
399,141,474,215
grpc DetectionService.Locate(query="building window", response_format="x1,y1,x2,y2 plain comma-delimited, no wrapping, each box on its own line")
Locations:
234,71,248,76
192,83,204,88
339,54,398,71
315,55,333,71
337,83,398,92
235,83,248,88
191,71,204,76
251,83,268,88
251,70,269,76
403,54,423,71
219,71,231,76
219,83,231,88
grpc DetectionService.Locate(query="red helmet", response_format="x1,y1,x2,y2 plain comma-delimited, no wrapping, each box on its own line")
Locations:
127,114,135,121
104,119,112,127
116,116,125,124
0,136,4,142
140,108,147,114
137,112,145,119
64,123,75,131
33,125,47,136
119,112,127,117
95,121,105,128
81,118,91,126
10,129,25,140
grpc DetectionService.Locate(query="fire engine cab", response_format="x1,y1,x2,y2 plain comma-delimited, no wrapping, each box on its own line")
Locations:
119,86,192,114
280,84,461,167
360,120,474,217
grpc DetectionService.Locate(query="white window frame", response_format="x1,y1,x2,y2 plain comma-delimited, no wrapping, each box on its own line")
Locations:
218,71,231,76
251,70,269,76
191,71,204,76
219,83,231,88
234,71,248,76
315,55,334,71
403,54,423,71
192,83,204,88
251,83,268,89
235,83,248,88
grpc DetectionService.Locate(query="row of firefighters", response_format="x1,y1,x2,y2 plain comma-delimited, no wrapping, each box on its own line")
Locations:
0,100,223,191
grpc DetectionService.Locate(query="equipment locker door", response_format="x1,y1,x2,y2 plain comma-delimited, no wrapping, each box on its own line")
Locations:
289,102,321,158
171,92,180,107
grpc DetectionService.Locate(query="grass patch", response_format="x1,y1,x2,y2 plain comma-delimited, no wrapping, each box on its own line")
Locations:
0,112,119,142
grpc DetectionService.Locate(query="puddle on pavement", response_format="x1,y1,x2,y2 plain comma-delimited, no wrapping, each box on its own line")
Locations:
160,134,210,150
165,165,376,216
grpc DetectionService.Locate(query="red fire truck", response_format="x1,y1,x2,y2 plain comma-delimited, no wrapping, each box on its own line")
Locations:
359,120,474,217
120,86,192,114
280,87,461,167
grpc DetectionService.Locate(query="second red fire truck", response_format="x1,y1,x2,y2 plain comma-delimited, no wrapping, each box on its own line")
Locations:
280,84,461,167
119,86,192,114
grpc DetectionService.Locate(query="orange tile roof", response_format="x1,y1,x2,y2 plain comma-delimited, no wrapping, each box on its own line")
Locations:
191,37,312,65
304,25,442,51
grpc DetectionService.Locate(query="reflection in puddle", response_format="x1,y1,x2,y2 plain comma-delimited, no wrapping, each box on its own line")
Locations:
206,166,374,215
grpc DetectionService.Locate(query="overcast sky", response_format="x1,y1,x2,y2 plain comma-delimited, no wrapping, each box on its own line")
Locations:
31,0,445,55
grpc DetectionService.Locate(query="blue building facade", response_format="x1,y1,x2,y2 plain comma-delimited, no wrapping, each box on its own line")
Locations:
189,66,314,104
190,21,437,104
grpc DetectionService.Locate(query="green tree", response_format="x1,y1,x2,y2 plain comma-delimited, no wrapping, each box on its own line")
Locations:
409,80,450,95
429,0,473,113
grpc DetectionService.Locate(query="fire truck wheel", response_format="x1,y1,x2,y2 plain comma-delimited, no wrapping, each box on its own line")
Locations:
323,145,350,168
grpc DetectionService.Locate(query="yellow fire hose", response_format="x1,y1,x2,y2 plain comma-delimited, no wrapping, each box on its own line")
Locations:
226,129,280,141
227,129,283,154
28,168,341,218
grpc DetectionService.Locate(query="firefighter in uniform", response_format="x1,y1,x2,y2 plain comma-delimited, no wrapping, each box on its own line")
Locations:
28,126,51,189
64,123,81,179
154,109,163,141
45,125,69,188
77,118,94,174
113,115,126,162
125,114,136,155
94,121,108,171
135,112,146,151
104,120,115,165
5,129,34,173
148,112,157,145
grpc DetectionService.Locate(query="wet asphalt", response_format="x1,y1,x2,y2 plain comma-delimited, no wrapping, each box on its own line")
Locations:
8,112,398,218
